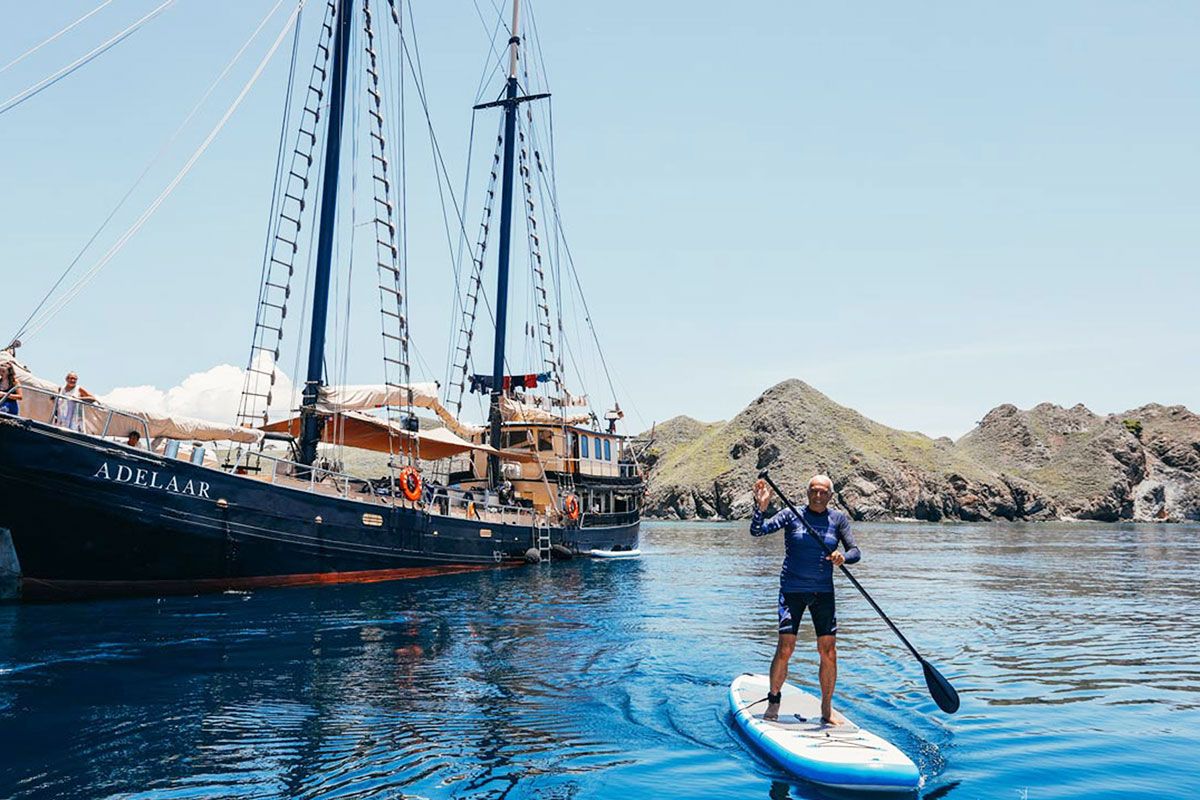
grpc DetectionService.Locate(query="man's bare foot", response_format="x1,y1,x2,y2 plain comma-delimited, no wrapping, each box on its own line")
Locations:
820,709,847,726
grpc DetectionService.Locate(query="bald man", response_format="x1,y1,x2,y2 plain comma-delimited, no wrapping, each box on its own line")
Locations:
751,474,860,725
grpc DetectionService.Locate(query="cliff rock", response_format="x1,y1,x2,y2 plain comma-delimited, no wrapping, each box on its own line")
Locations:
640,381,1200,523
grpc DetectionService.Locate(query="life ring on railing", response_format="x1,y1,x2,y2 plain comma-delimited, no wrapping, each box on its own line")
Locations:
563,493,580,521
399,467,422,502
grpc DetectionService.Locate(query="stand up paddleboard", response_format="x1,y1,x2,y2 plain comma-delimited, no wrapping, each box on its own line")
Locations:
729,673,920,792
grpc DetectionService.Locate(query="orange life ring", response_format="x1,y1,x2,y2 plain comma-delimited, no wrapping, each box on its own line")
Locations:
563,493,580,521
399,467,422,502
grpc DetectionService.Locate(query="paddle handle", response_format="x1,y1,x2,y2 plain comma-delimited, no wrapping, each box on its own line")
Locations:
757,471,923,662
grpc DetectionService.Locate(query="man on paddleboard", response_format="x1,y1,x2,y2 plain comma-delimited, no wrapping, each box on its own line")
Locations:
751,474,860,724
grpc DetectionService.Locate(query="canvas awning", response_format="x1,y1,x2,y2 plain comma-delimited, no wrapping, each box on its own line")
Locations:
261,411,536,462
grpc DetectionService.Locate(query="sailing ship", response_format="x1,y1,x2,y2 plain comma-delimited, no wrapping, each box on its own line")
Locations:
0,0,643,598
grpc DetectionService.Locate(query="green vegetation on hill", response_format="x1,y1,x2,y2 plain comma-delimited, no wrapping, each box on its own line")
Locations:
641,380,1200,523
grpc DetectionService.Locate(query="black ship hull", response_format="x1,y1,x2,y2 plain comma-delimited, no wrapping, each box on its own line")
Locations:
0,417,638,599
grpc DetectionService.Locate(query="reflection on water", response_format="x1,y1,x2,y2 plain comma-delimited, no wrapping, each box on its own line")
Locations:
0,521,1198,799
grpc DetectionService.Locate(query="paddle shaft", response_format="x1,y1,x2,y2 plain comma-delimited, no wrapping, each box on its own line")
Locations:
757,471,923,663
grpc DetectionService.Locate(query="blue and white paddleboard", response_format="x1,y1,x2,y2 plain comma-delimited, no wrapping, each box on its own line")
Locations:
587,548,641,559
729,673,920,793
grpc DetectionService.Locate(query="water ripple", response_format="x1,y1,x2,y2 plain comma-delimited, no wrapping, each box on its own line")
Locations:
1,521,1199,798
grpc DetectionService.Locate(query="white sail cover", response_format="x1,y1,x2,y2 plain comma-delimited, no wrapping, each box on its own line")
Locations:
108,406,265,444
500,395,591,426
315,382,441,412
0,352,263,444
315,382,484,437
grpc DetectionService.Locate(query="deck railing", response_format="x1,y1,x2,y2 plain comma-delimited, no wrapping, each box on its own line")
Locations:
2,385,151,443
223,446,546,524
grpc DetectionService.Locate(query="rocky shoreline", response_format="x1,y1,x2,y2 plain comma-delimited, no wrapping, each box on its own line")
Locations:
639,380,1200,523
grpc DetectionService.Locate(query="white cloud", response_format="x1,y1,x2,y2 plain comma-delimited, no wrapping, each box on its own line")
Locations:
101,359,298,424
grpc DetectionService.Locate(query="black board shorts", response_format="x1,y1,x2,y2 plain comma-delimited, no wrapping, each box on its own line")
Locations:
777,591,837,637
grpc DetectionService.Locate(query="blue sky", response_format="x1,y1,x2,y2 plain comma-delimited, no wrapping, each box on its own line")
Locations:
2,1,1197,438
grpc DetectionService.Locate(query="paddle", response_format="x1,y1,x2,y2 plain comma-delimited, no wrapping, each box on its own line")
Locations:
757,470,961,714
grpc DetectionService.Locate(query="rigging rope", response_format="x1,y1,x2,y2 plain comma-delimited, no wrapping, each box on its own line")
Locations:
445,119,504,415
395,4,498,327
392,0,516,422
238,0,337,429
441,0,507,401
334,17,365,461
0,0,114,76
10,0,298,348
244,0,305,405
362,0,417,469
18,1,306,343
442,110,478,392
0,0,178,117
532,99,622,415
468,0,509,105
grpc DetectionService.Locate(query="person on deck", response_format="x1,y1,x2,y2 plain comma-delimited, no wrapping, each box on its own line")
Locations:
0,362,22,415
125,430,142,449
52,372,96,432
751,474,860,725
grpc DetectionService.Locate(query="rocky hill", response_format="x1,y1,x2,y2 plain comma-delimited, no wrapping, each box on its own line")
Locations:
640,380,1200,523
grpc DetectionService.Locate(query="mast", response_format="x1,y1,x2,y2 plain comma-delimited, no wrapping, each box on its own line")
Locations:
485,0,533,488
484,0,522,487
299,0,355,466
464,0,548,487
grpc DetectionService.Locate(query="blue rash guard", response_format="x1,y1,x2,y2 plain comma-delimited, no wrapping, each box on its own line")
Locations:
750,505,861,592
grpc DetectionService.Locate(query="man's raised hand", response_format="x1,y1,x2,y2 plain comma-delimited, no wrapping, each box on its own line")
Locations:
753,478,772,512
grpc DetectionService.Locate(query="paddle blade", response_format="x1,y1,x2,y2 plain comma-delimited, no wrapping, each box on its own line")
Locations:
920,658,960,714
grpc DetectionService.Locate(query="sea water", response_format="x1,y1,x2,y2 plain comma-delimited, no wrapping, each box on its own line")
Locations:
1,521,1197,799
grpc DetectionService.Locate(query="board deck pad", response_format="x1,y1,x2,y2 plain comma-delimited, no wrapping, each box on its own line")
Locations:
729,673,920,792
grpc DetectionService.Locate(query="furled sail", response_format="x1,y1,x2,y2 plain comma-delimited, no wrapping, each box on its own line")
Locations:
129,411,265,444
315,382,484,438
315,382,441,412
500,395,591,426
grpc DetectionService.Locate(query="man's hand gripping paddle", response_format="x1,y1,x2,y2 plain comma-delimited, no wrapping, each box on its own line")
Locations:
758,470,961,714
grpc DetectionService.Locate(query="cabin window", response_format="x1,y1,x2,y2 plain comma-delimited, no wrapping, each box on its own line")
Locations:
502,430,531,449
604,439,611,461
580,435,589,459
538,430,554,452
